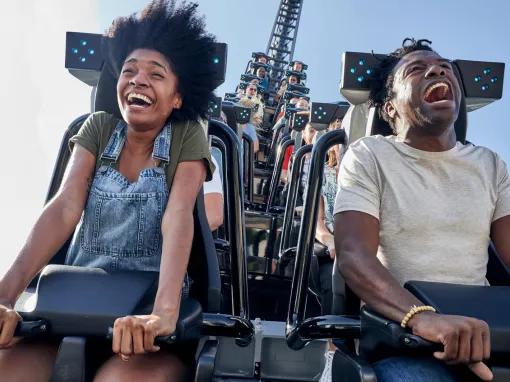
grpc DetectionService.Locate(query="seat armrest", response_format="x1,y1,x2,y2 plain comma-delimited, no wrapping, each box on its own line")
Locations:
359,306,440,363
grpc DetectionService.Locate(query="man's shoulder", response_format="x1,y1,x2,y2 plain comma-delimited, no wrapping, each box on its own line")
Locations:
347,135,395,156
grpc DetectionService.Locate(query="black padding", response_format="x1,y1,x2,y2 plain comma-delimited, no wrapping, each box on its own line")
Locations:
331,347,377,382
94,65,122,119
188,191,221,313
20,265,159,335
220,102,239,132
50,337,87,382
405,281,510,357
19,265,204,343
194,339,218,382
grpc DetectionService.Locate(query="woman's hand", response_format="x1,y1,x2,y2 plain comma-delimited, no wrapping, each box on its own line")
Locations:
0,300,21,348
112,310,177,360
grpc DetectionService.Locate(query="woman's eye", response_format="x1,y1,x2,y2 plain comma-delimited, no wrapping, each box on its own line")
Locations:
152,73,164,78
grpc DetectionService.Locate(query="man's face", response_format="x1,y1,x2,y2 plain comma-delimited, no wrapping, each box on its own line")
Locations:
385,50,461,134
329,118,342,130
303,123,316,144
296,99,309,110
293,62,303,72
257,56,268,64
289,75,298,85
246,85,257,97
256,67,266,78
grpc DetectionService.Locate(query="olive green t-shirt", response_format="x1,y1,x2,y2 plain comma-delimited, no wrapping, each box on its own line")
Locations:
69,112,214,188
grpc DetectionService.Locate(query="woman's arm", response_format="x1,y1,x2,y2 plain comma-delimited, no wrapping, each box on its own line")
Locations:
0,145,95,304
153,160,206,317
315,196,335,259
111,161,208,359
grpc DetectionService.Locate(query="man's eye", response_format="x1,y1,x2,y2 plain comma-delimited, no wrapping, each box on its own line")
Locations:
152,73,164,78
441,64,452,70
122,68,133,74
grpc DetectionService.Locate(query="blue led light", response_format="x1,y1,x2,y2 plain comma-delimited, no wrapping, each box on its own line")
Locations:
88,49,95,55
72,48,78,54
357,75,364,82
80,57,86,63
474,76,481,83
358,59,365,66
481,84,489,91
491,76,498,83
366,69,372,75
483,68,491,75
213,57,220,64
350,67,356,74
80,40,87,46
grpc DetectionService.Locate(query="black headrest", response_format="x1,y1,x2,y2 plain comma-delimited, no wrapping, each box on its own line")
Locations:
339,51,504,111
94,65,123,120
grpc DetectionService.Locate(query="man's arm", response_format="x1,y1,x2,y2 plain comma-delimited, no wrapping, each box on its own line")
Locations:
334,211,424,321
490,215,510,267
335,211,492,380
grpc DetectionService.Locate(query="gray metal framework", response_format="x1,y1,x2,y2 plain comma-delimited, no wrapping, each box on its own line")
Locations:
266,0,304,91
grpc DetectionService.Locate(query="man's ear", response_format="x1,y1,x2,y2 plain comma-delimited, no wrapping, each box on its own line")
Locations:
384,100,397,121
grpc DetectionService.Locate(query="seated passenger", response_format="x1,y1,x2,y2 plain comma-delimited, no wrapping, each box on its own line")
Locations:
256,55,268,65
255,66,270,92
334,39,509,382
0,2,217,381
204,156,224,231
238,97,261,153
292,60,304,73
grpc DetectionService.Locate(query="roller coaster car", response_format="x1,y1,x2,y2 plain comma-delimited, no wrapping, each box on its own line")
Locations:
13,37,255,380
285,51,510,381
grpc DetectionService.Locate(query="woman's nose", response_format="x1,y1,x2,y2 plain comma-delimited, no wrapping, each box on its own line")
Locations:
129,71,149,87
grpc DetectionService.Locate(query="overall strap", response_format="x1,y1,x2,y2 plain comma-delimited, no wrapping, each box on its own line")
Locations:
99,120,127,166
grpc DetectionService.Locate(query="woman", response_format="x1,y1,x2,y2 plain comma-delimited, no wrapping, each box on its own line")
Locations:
0,1,216,381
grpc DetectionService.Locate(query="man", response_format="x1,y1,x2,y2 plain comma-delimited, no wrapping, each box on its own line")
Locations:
255,66,270,91
334,39,510,382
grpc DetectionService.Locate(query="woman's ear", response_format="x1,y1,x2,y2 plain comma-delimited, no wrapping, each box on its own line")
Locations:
173,94,183,109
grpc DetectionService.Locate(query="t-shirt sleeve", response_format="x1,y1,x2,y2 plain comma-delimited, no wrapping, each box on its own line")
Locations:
334,141,381,219
492,153,510,222
178,120,215,181
204,156,223,195
69,112,109,157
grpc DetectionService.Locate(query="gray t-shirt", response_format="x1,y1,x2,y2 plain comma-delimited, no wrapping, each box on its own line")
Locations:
334,135,510,286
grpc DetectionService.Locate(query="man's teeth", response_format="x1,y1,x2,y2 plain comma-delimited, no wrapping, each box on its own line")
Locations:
127,93,153,105
424,82,449,99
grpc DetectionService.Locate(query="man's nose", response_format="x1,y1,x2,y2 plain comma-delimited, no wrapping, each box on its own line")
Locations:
424,64,446,78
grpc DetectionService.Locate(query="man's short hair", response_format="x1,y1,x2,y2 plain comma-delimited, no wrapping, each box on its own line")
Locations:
368,38,435,130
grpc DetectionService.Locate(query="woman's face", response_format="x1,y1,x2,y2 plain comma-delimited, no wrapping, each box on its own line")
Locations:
117,48,182,130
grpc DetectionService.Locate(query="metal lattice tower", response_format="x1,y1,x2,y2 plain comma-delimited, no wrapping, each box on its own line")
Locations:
266,0,304,91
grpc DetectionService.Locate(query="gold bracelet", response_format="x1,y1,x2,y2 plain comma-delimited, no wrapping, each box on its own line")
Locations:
400,305,436,328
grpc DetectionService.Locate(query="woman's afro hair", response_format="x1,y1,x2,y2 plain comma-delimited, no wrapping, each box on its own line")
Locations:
105,0,217,123
368,38,435,129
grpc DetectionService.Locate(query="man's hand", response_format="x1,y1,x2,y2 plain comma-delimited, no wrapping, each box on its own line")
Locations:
112,311,177,360
0,300,21,349
408,311,493,381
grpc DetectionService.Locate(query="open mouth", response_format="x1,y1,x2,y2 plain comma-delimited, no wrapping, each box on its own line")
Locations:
423,81,453,104
126,92,154,108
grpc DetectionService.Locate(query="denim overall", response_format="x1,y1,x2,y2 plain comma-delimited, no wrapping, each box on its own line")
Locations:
66,120,189,295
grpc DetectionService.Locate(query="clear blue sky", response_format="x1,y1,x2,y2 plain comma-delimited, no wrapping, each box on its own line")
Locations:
99,0,510,164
